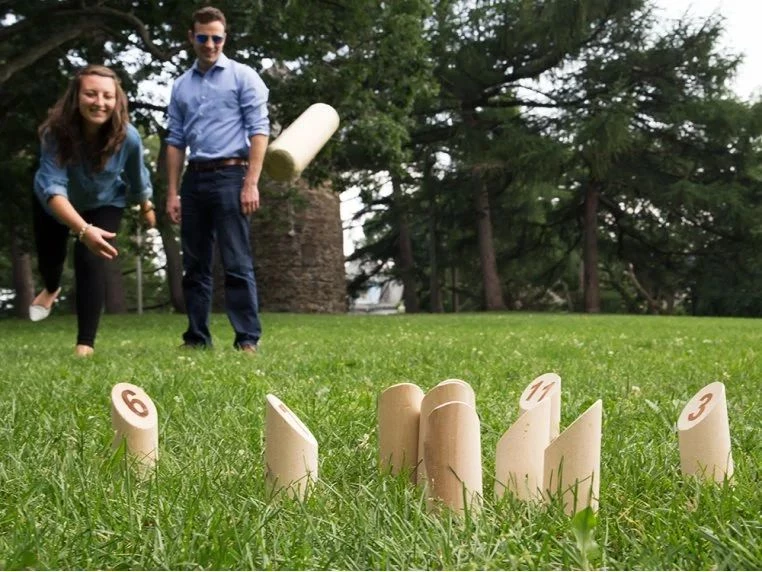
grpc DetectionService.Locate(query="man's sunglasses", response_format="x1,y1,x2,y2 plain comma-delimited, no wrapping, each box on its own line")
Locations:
195,34,225,45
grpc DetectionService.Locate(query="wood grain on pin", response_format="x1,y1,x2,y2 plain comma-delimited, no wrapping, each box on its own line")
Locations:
424,400,482,514
417,379,476,486
543,399,602,516
378,383,424,482
264,103,340,182
519,373,561,440
677,381,733,483
110,382,159,470
265,394,318,500
495,397,551,502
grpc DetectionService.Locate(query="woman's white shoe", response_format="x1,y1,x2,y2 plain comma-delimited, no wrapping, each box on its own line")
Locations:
29,304,52,322
28,287,61,322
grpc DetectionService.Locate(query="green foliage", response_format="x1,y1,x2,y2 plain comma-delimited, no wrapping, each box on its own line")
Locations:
571,507,600,569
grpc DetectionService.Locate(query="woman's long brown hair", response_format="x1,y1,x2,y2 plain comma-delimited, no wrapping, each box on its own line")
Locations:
38,65,129,172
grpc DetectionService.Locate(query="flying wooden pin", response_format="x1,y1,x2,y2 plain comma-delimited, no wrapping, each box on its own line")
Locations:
264,103,340,182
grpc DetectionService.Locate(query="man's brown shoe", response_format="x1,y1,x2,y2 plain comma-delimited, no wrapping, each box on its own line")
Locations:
238,343,257,354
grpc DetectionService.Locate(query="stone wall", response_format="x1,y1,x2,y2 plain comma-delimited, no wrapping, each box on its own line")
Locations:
250,179,347,313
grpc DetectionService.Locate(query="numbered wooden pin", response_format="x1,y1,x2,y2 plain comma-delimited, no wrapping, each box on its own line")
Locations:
264,103,340,182
265,394,318,500
495,397,551,502
543,400,602,516
417,379,476,486
423,400,482,514
677,381,733,483
111,382,159,471
519,373,561,440
378,383,424,482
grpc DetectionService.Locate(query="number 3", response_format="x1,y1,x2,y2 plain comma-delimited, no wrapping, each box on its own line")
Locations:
687,392,713,422
122,389,149,418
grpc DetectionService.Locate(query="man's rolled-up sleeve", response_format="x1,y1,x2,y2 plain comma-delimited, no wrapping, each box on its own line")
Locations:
240,67,270,138
166,81,187,149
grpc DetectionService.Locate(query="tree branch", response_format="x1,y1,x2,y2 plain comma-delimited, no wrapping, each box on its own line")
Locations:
65,7,173,61
0,23,97,86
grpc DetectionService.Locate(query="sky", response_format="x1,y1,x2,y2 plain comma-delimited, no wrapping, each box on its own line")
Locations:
655,0,762,100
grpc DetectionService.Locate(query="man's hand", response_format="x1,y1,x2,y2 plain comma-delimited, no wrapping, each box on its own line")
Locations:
241,177,260,215
166,194,181,224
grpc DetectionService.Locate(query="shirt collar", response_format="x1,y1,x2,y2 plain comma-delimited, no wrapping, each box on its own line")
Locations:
192,52,230,75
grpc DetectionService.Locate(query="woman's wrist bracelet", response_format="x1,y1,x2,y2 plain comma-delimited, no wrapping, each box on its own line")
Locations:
77,223,93,241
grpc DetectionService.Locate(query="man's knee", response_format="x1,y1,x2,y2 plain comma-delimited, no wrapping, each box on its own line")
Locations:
223,265,255,288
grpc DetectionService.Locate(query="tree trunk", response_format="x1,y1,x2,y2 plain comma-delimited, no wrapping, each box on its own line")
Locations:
158,224,186,313
156,137,186,313
429,212,442,312
392,173,419,313
10,224,34,318
583,181,601,313
425,154,443,312
451,266,460,313
104,259,127,313
473,172,505,310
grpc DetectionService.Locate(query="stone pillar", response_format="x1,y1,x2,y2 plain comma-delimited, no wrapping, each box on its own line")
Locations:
252,180,347,313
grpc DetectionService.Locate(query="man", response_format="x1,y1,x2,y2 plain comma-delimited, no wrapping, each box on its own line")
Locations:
166,6,269,352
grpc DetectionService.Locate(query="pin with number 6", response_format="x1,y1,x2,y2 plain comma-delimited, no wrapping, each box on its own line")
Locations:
111,382,159,471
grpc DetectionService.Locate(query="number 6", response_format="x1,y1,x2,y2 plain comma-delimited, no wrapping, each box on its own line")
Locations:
122,389,149,418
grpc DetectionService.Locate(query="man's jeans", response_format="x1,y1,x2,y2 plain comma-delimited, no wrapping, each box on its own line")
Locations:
180,165,261,348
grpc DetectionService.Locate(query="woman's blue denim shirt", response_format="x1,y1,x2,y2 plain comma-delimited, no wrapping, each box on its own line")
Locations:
34,123,152,214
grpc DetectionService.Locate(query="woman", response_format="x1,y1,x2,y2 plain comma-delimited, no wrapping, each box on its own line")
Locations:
29,64,156,357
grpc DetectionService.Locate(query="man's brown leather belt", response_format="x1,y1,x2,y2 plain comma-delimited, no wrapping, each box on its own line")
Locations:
187,158,248,172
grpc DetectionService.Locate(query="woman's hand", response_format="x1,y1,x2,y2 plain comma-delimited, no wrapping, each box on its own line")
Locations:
80,225,118,259
140,200,157,228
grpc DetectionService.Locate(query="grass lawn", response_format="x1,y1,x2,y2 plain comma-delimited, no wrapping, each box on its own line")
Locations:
0,312,760,570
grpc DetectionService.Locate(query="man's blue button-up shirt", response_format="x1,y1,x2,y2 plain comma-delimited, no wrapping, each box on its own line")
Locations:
166,53,270,160
34,123,153,215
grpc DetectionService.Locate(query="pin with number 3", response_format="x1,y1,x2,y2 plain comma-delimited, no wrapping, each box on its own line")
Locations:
677,381,733,483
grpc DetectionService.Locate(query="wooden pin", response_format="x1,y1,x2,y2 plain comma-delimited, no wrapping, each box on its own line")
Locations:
417,379,476,485
436,378,477,401
519,373,561,440
378,383,424,482
495,397,552,502
423,400,482,514
265,394,318,500
264,103,340,182
677,381,733,483
111,382,159,471
543,400,602,516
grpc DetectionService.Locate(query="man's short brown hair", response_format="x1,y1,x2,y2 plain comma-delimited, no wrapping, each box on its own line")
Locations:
191,6,226,31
